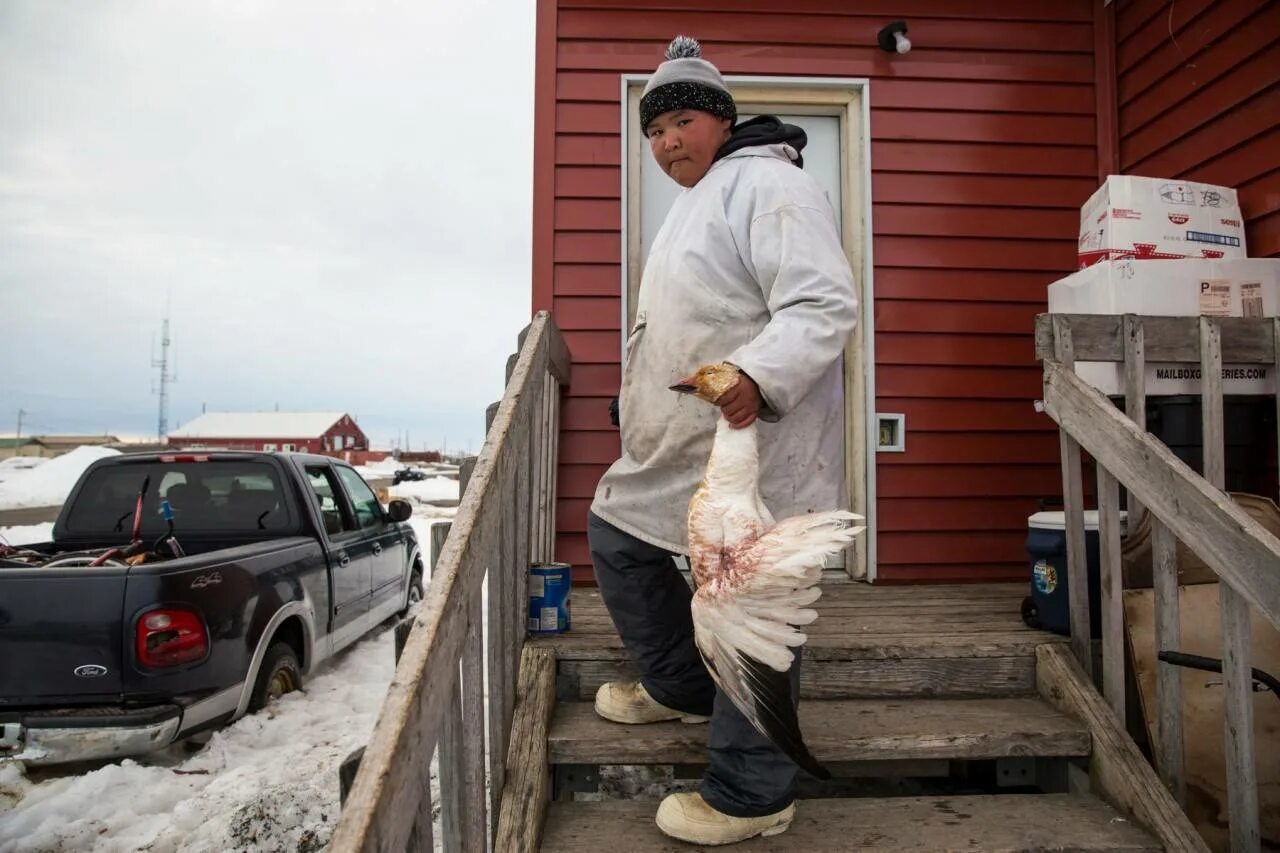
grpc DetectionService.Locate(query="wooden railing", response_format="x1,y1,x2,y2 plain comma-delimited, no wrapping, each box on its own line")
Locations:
331,311,570,852
1037,313,1280,853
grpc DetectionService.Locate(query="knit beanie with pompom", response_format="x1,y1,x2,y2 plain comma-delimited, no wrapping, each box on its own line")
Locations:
639,36,736,130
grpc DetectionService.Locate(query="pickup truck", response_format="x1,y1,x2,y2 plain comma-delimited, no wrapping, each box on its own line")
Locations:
0,451,424,766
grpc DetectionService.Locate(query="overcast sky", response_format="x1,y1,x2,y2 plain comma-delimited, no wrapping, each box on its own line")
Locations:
0,0,535,453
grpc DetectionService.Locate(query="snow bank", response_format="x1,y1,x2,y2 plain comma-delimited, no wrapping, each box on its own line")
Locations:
0,456,47,484
0,446,120,510
351,457,401,480
389,477,458,505
0,523,54,547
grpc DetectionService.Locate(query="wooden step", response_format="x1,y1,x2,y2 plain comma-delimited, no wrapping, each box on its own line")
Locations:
539,585,1064,700
539,794,1162,852
547,697,1090,765
552,643,1049,701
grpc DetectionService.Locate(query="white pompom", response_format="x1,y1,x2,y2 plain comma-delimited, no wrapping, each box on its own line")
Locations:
665,35,702,60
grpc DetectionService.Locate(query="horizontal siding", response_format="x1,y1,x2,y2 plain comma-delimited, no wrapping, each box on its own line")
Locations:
1116,0,1280,257
546,0,1097,582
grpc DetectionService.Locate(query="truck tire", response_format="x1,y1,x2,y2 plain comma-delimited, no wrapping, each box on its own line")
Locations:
398,567,424,619
248,642,302,712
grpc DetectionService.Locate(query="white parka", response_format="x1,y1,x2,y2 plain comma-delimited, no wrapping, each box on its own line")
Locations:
590,141,859,553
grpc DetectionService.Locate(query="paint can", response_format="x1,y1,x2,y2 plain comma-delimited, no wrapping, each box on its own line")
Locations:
528,562,572,635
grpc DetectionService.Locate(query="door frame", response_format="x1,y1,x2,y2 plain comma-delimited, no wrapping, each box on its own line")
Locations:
619,75,878,581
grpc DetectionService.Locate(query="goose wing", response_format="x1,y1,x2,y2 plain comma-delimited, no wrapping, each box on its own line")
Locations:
691,509,864,780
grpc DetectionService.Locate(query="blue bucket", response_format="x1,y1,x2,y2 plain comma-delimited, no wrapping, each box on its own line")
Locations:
528,562,572,635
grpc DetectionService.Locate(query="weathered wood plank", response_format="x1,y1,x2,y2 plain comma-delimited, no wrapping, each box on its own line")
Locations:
1150,519,1185,805
1042,359,1280,628
407,789,434,853
568,583,1029,608
1036,313,1276,363
494,646,556,853
545,316,572,384
1097,466,1125,720
557,654,1038,700
567,611,1041,636
437,663,465,852
1221,581,1261,852
1035,644,1209,853
1123,314,1146,529
547,377,561,560
499,443,521,803
540,629,1063,660
331,312,563,853
1199,316,1261,850
486,461,512,840
541,794,1162,852
1199,318,1225,492
1053,316,1094,676
430,523,450,575
548,697,1090,765
458,596,486,853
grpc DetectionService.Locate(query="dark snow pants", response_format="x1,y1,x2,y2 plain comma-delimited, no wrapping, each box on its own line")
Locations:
587,511,801,818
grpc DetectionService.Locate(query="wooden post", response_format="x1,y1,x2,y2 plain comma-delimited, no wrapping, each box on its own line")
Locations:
494,647,556,853
1198,318,1225,492
1096,466,1124,720
459,596,488,852
1052,315,1093,676
1122,315,1146,528
1200,316,1260,852
409,790,435,853
546,377,561,561
1151,519,1185,805
430,522,450,576
439,664,465,850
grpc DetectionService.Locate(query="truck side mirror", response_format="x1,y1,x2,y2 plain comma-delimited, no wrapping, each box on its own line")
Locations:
386,499,413,523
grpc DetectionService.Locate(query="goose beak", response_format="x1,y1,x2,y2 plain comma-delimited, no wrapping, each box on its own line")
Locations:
669,378,698,394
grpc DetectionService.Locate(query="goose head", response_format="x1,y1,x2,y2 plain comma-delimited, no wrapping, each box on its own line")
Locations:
670,362,741,404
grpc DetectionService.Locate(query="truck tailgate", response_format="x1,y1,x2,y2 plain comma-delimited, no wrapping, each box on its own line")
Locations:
0,565,128,703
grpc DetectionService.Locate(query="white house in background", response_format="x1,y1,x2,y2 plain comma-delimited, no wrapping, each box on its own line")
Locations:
166,412,368,455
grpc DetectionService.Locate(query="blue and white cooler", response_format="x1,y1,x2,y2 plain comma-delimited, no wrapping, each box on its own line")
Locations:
1023,510,1126,638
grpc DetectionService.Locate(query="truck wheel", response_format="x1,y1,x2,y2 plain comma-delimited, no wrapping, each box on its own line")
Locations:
249,642,302,711
398,568,425,619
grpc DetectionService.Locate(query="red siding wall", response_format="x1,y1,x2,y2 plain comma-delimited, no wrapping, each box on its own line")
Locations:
535,0,1103,583
1115,0,1279,257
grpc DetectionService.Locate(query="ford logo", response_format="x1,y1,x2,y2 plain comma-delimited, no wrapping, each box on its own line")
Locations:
74,665,109,678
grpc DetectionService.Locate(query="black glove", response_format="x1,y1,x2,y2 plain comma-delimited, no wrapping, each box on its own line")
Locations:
609,396,620,428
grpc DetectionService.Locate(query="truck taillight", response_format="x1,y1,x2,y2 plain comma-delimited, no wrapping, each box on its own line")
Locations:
135,607,208,667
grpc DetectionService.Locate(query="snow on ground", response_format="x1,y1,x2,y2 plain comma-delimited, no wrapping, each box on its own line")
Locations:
389,477,458,505
0,457,47,485
0,523,54,547
0,508,457,853
351,457,400,480
0,627,400,853
0,447,120,510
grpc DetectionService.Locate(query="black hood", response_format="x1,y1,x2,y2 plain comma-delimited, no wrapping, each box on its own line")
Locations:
713,116,807,168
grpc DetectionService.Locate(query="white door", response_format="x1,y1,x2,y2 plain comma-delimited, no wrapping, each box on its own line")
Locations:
623,80,874,579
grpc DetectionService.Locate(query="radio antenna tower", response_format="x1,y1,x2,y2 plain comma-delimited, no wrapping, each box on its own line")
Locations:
152,305,177,440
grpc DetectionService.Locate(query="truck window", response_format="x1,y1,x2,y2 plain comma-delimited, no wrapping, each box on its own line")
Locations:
335,466,383,530
306,466,353,536
64,460,293,535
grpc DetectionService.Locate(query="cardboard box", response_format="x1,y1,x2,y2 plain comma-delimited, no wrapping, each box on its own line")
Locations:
1047,259,1279,395
1078,175,1247,269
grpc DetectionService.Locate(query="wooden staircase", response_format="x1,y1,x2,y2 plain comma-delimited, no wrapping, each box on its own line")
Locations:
527,584,1195,852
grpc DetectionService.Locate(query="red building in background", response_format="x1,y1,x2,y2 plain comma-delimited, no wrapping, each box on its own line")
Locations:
166,412,369,456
